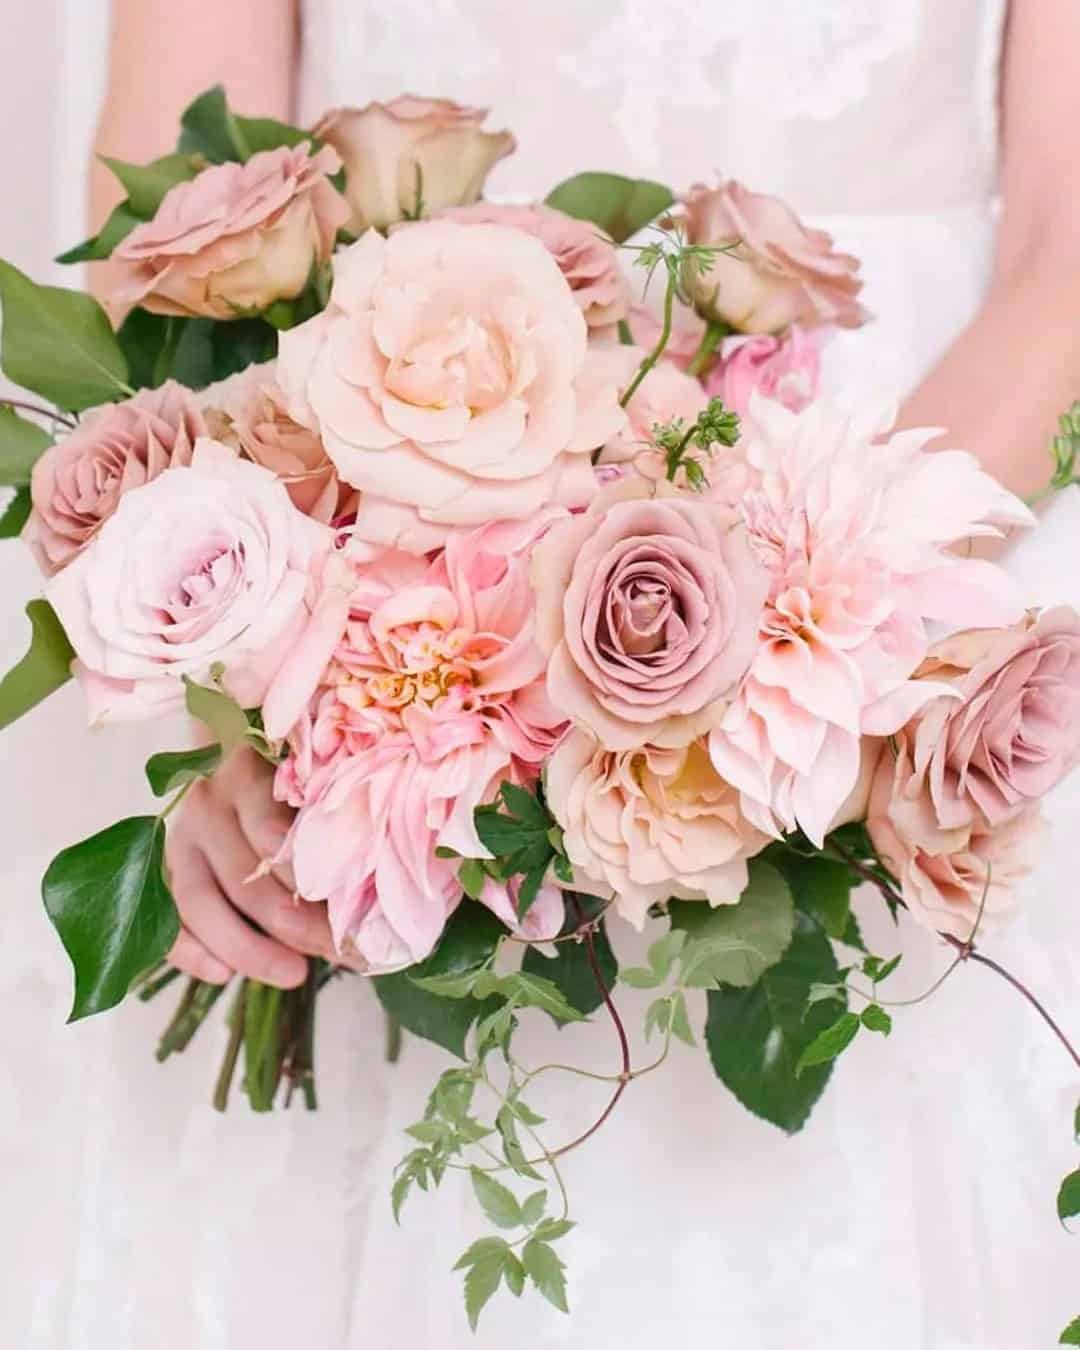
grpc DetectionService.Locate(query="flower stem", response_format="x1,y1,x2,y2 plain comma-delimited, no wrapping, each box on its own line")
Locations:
619,269,676,408
0,396,75,428
156,978,225,1060
212,982,247,1112
686,318,728,378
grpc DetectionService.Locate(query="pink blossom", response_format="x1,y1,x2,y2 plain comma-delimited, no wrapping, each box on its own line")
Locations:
706,327,823,417
708,398,1034,844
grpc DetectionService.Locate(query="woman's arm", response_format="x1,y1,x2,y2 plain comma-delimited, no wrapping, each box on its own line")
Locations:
899,0,1080,503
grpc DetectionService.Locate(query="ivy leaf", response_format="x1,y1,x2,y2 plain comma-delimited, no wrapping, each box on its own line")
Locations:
796,1011,861,1074
545,171,674,243
144,744,223,797
0,259,130,410
469,1167,523,1229
1060,1315,1080,1345
522,1238,570,1314
183,675,250,755
101,152,203,217
42,816,180,1021
0,599,74,731
771,850,854,940
1057,1169,1080,1227
0,407,50,486
860,1003,893,1036
704,918,847,1133
521,920,618,1020
0,486,31,538
672,861,795,988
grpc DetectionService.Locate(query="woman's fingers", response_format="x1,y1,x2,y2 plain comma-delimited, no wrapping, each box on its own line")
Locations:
168,926,233,984
169,839,308,988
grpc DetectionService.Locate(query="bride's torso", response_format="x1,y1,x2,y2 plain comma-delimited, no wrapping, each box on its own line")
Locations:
298,0,1009,398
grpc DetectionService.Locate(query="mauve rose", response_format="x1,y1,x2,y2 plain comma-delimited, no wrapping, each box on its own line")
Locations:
907,608,1080,830
532,479,768,749
109,143,348,321
202,362,356,524
46,442,331,723
681,180,869,334
547,730,768,928
313,96,514,233
439,203,630,327
706,327,822,416
23,381,206,574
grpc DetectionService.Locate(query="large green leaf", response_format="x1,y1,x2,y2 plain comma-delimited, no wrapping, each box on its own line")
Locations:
178,85,248,163
101,152,203,217
545,172,674,243
0,599,74,731
42,815,180,1021
183,676,250,754
704,918,846,1133
57,202,143,265
235,115,314,155
770,849,854,941
145,744,223,797
671,861,795,988
0,259,130,410
0,486,30,538
1058,1168,1080,1226
0,406,50,486
522,919,617,1020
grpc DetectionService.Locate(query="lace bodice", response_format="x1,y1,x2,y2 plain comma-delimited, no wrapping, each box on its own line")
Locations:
298,0,1008,214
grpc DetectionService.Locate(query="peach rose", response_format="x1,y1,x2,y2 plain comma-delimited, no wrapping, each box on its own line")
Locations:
867,733,1046,941
547,731,768,928
532,479,768,750
46,442,331,723
439,203,630,327
313,96,514,233
275,222,627,542
23,381,206,574
202,362,357,524
109,144,348,321
681,180,868,334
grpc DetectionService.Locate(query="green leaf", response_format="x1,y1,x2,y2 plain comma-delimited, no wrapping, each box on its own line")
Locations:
183,676,250,755
500,971,586,1022
796,1011,861,1074
0,406,50,485
178,85,248,163
1060,1315,1080,1345
620,966,664,989
534,1218,575,1242
470,1167,523,1229
521,921,618,1020
545,171,674,243
0,486,31,538
454,1236,510,1270
42,815,180,1020
670,990,695,1046
209,317,277,379
416,903,505,978
1058,1169,1080,1226
1074,1099,1080,1144
860,1003,893,1036
646,928,687,981
57,202,143,265
503,1251,526,1298
0,259,131,410
496,1106,543,1182
771,851,853,941
520,1189,547,1226
144,744,223,797
410,968,484,998
500,780,550,829
458,857,487,901
704,918,847,1133
643,995,672,1041
0,599,74,731
463,1255,504,1331
101,152,203,217
672,861,795,988
522,1238,569,1314
234,114,315,156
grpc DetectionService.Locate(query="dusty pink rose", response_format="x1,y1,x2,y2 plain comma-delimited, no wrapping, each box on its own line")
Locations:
681,180,869,334
202,362,356,524
313,96,514,233
706,327,822,416
109,144,348,321
532,479,768,750
708,398,1034,845
439,203,630,327
905,608,1080,831
23,382,206,574
46,442,331,723
270,514,567,967
276,222,626,545
547,731,767,928
867,732,1046,940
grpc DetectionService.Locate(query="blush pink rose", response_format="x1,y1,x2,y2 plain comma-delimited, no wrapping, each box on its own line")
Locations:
23,381,206,574
275,222,627,543
109,144,348,321
681,180,869,334
202,362,357,524
314,96,515,233
439,203,631,327
532,479,768,750
602,349,708,461
46,442,331,723
706,327,822,416
547,731,768,928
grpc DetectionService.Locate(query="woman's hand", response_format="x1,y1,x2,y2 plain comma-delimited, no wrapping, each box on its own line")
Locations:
165,747,335,988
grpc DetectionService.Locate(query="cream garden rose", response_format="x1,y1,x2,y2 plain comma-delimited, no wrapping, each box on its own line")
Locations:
275,221,627,545
314,96,514,232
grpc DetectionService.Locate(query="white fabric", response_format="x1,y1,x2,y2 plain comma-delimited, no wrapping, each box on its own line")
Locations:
3,2,1080,1347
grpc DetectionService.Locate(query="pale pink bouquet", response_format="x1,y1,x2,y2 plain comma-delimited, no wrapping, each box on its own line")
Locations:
1,87,1078,1336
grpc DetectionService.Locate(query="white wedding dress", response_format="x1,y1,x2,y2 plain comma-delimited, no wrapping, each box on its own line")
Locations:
3,3,1079,1347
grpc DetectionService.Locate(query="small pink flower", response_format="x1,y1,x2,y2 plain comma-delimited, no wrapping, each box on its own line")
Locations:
706,327,823,417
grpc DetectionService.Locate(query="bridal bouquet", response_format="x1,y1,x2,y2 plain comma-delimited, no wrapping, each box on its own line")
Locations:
2,88,1078,1337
